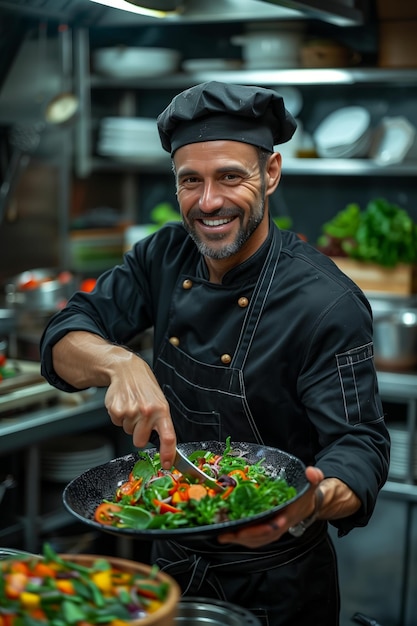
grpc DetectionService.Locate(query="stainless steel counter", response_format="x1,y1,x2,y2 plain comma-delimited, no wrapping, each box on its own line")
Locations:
0,388,108,454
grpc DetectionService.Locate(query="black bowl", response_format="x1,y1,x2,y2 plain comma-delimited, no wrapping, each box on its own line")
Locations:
63,441,309,541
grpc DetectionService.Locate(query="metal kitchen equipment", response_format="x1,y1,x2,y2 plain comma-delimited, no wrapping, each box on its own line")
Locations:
173,447,225,493
175,597,262,625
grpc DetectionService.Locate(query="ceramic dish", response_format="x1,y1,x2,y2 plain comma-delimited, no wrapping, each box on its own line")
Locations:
182,58,243,72
369,116,416,166
0,552,181,626
314,106,371,156
63,441,309,542
93,47,181,79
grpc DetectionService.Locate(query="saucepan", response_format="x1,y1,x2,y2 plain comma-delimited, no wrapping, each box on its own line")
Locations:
63,440,309,542
5,268,76,312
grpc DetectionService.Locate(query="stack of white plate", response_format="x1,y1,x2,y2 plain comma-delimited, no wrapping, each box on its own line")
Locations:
40,434,114,483
97,117,166,161
388,425,417,480
313,106,372,158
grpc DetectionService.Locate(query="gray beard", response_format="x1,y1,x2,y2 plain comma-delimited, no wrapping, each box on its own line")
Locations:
183,199,265,260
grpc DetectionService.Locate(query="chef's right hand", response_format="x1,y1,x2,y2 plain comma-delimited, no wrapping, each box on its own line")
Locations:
104,351,177,469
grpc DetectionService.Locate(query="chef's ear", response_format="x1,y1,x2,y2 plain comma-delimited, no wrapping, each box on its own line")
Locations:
265,151,282,196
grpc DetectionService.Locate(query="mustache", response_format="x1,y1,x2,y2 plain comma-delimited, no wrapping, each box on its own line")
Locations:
187,207,243,220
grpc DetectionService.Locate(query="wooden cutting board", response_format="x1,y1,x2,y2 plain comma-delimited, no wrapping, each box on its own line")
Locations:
331,257,417,295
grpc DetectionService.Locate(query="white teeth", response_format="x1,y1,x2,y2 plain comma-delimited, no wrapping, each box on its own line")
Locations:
202,218,232,226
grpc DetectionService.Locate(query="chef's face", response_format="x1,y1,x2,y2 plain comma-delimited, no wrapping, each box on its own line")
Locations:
174,140,281,262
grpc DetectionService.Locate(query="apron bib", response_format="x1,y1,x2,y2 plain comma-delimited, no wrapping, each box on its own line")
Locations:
154,227,281,445
152,227,338,624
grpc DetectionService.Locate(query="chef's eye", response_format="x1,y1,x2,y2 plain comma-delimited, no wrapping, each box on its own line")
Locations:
181,176,200,185
223,173,241,183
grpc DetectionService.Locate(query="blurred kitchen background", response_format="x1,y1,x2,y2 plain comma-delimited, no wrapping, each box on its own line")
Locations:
0,1,417,625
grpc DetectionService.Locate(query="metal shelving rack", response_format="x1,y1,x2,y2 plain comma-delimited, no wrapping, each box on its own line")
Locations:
73,27,417,179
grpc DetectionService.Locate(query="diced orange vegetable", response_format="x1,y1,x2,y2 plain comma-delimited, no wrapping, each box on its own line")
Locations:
9,561,30,576
31,562,57,578
55,579,75,595
187,484,208,501
5,572,27,598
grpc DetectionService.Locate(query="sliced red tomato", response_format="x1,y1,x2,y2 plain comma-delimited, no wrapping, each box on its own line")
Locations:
116,478,142,499
93,502,122,525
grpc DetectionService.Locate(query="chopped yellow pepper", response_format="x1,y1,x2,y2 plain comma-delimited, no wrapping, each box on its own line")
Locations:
20,591,40,609
91,569,113,594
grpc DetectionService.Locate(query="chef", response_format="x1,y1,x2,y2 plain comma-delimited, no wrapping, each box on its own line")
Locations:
40,81,390,625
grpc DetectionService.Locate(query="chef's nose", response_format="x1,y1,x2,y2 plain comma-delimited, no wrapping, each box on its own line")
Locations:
198,180,224,212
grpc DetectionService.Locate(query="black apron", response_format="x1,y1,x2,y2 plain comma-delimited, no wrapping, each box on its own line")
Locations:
153,227,340,625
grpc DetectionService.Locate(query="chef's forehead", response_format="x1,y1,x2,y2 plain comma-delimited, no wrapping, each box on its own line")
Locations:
157,81,297,155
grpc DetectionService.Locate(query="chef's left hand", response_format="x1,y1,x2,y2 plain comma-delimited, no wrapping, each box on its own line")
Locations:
218,466,324,548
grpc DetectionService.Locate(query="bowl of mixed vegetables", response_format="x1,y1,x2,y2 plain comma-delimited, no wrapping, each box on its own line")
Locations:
63,439,309,541
0,543,181,625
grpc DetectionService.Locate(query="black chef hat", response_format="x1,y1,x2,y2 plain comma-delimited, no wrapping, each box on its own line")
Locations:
157,81,297,155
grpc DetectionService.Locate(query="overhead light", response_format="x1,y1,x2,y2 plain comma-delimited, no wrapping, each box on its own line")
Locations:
87,0,183,18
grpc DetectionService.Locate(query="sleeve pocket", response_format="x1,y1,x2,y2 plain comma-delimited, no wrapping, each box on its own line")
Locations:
336,343,380,426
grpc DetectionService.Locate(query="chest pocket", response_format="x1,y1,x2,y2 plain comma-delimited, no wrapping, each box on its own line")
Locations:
336,342,380,426
163,384,221,443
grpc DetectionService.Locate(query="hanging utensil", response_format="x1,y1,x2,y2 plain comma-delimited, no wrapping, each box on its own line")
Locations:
44,23,78,125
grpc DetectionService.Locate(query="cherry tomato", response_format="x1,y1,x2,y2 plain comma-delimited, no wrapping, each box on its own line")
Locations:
94,502,122,525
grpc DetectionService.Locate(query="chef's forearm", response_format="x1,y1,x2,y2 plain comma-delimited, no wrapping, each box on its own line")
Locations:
316,477,361,521
52,330,133,389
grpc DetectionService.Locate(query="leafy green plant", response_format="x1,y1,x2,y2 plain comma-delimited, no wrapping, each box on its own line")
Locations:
317,198,417,267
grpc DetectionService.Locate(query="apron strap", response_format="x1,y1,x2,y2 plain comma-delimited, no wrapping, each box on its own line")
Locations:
153,522,326,600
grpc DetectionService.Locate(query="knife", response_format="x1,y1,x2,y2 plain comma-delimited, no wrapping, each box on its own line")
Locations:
173,447,225,493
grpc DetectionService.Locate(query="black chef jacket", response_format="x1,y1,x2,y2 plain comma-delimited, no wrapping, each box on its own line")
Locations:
40,220,390,536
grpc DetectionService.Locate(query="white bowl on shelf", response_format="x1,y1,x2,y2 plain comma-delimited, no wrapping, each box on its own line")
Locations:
369,116,416,166
93,46,181,79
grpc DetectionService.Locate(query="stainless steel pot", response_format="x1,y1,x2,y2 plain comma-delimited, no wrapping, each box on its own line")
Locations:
372,305,417,371
175,598,261,625
0,308,16,336
5,268,76,312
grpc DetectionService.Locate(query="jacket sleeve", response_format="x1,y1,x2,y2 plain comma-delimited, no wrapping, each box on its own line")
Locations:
297,289,390,536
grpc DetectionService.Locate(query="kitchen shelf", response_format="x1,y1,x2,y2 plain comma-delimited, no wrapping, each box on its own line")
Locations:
89,155,417,177
74,28,417,180
89,68,417,89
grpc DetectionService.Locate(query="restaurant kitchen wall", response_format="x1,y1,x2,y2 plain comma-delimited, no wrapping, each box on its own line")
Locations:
83,13,417,246
0,6,417,277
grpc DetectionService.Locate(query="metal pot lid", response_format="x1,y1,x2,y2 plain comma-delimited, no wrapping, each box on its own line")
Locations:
176,597,262,626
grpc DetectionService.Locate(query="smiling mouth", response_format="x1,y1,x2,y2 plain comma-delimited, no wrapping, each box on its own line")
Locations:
201,217,234,227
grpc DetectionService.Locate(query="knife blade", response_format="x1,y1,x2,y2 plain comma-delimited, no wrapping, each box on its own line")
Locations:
173,447,224,493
